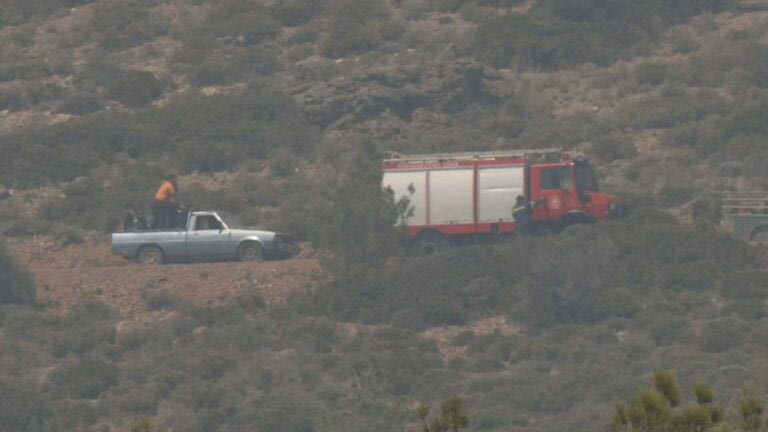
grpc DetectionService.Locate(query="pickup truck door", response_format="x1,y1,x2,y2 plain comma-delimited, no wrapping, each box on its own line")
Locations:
186,214,234,260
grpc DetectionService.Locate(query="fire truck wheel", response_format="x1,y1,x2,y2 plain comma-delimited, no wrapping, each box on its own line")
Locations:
413,230,449,255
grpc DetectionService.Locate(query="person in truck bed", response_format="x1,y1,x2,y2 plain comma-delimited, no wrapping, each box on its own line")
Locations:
151,174,179,229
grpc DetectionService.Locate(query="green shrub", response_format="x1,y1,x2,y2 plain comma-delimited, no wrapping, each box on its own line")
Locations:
721,300,767,320
55,91,106,115
49,355,119,398
458,3,498,24
471,14,634,70
0,378,50,430
0,60,50,82
145,291,182,311
320,0,403,58
472,0,734,71
1,0,95,25
642,312,689,346
235,45,281,76
0,88,28,111
106,70,163,108
309,145,405,271
634,62,669,86
390,308,426,331
434,0,471,12
719,270,768,299
698,318,747,353
590,133,637,162
418,296,466,326
0,240,35,306
47,302,119,357
0,87,318,188
269,0,327,26
90,0,167,51
207,0,282,45
656,184,695,208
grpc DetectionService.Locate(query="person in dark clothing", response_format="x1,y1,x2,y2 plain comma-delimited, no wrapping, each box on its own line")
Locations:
121,207,136,232
512,195,533,236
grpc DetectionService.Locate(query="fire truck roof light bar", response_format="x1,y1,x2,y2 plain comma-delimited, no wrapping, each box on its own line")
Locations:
383,148,563,164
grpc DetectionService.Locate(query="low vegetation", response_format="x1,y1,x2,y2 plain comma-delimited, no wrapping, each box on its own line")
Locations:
3,0,768,430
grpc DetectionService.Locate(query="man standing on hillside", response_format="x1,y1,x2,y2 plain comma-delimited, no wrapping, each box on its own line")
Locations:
151,174,178,229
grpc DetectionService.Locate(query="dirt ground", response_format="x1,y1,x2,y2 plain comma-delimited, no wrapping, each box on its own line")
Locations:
7,236,322,317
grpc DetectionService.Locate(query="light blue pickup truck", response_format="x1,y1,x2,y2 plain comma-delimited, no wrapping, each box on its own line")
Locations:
111,210,299,264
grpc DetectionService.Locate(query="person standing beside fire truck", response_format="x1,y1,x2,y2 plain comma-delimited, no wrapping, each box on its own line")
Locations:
512,195,533,236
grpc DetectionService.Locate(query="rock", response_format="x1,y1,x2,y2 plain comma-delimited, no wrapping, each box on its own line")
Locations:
295,60,497,129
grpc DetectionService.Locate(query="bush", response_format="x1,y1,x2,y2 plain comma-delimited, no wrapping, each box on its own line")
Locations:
48,302,119,357
1,0,95,25
308,143,406,271
4,80,65,111
0,378,50,430
306,207,758,329
145,291,182,311
0,87,318,188
90,0,167,51
419,296,466,326
187,46,279,86
55,91,106,115
320,0,403,58
634,62,669,86
0,240,36,306
390,309,426,331
0,88,28,111
590,133,637,162
49,355,119,398
0,61,50,83
106,70,163,108
472,0,734,71
269,0,327,27
206,0,282,45
698,318,747,353
656,184,695,208
3,218,51,237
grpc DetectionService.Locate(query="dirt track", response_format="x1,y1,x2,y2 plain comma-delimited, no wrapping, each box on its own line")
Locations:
7,236,321,317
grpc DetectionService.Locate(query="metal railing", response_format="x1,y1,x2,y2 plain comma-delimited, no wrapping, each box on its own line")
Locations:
721,191,768,215
383,148,563,164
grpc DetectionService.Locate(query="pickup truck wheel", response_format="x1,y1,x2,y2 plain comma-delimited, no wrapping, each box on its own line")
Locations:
138,246,164,265
238,242,263,262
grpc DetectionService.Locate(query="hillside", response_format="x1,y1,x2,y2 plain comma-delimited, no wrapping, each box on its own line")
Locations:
4,0,768,431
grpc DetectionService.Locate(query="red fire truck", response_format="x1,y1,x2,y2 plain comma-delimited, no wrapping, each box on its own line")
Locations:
382,148,626,252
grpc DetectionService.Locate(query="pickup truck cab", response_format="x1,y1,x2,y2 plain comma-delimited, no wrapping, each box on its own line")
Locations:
111,211,298,264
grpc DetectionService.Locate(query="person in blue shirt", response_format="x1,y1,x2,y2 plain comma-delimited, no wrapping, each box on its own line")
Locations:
512,195,533,236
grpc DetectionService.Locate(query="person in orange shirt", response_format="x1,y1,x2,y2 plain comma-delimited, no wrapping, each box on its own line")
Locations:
151,174,178,229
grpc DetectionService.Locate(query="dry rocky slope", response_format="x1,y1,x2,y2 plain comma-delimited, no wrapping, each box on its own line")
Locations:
5,2,768,320
7,236,321,317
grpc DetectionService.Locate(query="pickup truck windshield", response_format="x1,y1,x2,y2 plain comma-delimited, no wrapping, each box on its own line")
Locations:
218,212,245,229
